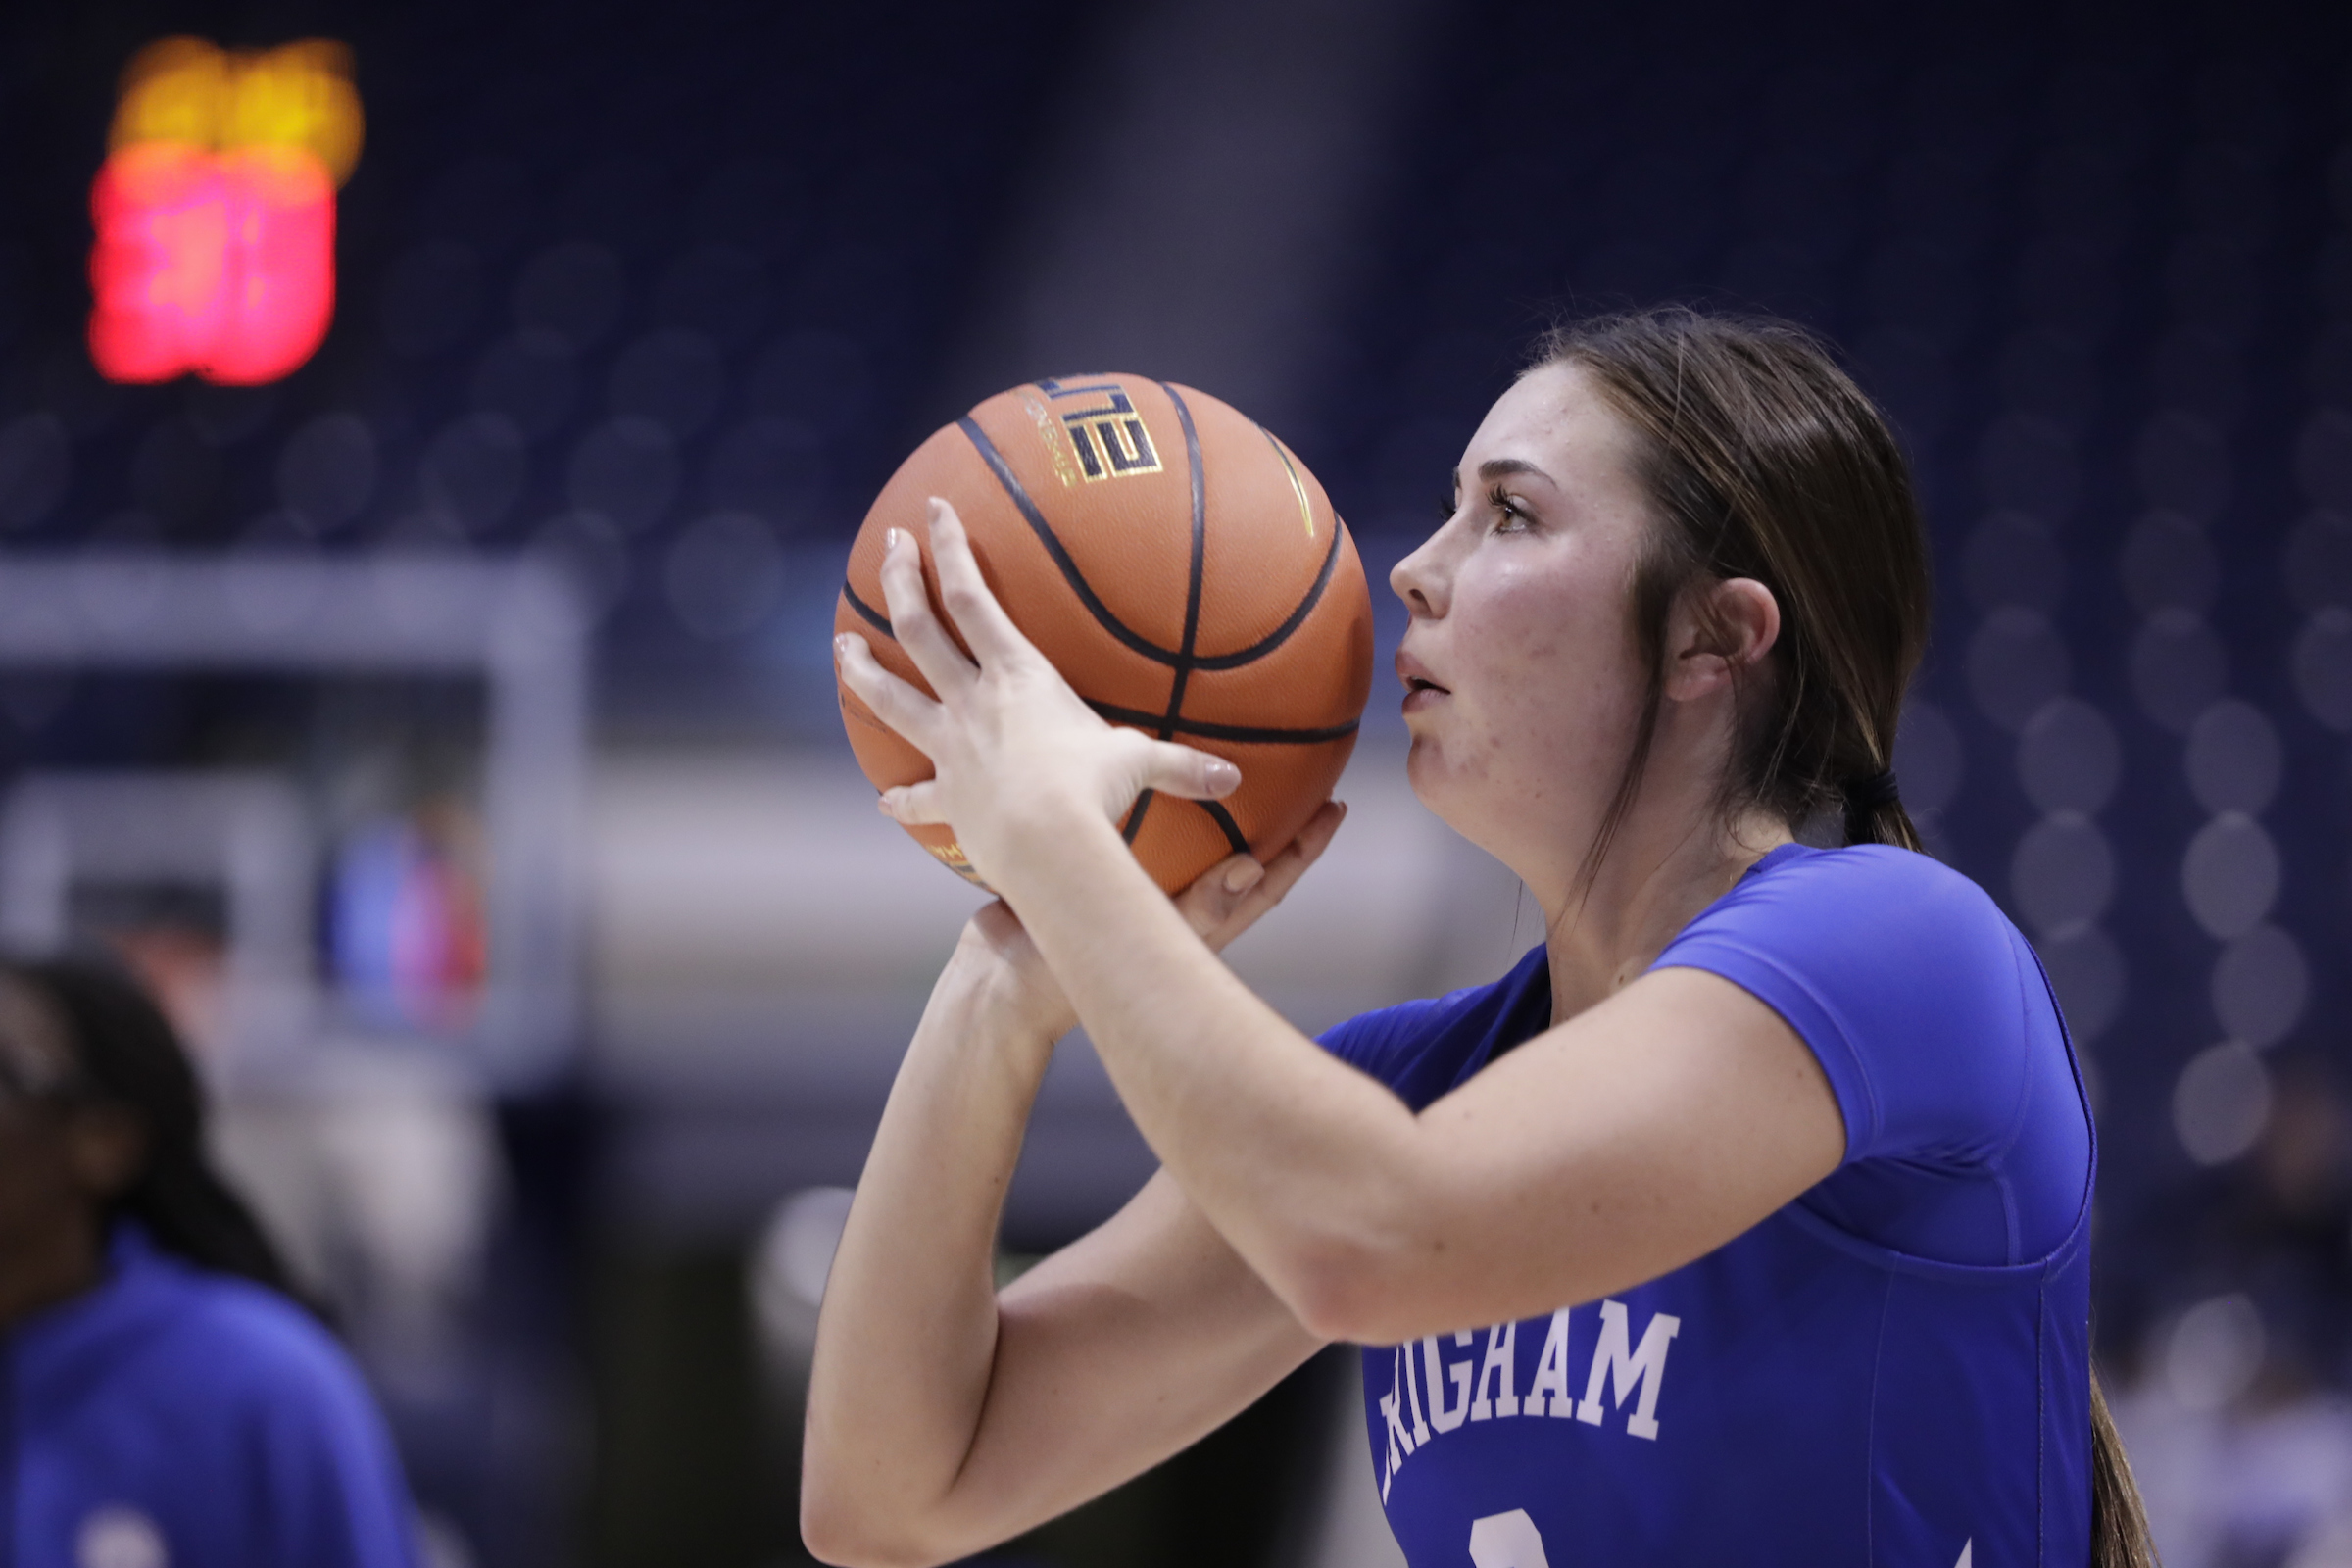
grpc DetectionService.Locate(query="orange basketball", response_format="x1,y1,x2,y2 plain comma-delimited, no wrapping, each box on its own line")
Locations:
835,374,1375,895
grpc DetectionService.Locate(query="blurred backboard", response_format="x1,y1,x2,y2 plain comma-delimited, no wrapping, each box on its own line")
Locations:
0,551,586,1084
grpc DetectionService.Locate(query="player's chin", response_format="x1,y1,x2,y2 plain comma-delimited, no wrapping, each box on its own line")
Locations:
1401,730,1467,809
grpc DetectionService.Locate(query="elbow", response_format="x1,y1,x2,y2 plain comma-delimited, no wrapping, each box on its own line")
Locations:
799,1514,939,1568
1269,1183,1480,1347
1275,1234,1413,1346
800,1474,957,1568
1260,1147,1453,1345
798,1491,887,1568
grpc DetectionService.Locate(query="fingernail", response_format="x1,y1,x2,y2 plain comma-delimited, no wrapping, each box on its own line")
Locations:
834,633,850,662
1223,858,1265,894
884,526,902,552
1205,759,1241,793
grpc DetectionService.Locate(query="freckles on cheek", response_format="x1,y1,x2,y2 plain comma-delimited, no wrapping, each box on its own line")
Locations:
1476,572,1589,675
1412,719,1497,783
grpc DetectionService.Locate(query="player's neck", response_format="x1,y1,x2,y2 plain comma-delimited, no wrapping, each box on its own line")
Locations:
1538,795,1788,1026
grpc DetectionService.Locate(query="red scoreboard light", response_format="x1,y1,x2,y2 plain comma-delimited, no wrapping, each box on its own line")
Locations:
88,38,363,386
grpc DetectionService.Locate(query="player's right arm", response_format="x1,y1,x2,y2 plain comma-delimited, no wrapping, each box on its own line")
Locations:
800,811,1342,1568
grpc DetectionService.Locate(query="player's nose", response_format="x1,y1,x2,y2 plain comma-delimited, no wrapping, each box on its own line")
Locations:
1391,533,1449,619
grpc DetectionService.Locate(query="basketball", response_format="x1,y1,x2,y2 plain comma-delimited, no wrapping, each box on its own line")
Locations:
834,374,1375,895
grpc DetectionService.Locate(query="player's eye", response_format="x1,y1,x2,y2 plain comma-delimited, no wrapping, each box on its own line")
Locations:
1436,487,1459,522
1489,482,1529,530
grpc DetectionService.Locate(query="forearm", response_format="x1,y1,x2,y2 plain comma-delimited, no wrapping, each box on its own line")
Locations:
1004,840,1848,1346
802,948,1056,1561
937,1175,1327,1539
996,814,1427,1336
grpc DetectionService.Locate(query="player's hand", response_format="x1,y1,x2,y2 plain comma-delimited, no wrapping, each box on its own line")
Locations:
834,497,1244,890
952,800,1348,1042
1179,799,1348,955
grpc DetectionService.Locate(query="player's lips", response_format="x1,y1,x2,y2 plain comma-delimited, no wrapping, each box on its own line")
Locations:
1396,650,1449,710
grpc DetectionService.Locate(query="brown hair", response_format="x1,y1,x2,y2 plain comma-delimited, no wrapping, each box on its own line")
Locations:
1539,308,2156,1567
4,955,306,1304
1537,308,1929,875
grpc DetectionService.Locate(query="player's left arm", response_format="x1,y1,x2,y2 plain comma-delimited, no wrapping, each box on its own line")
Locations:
835,501,1844,1346
985,836,1842,1346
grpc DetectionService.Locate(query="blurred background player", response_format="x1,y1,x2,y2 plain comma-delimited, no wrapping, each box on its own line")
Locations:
0,955,421,1568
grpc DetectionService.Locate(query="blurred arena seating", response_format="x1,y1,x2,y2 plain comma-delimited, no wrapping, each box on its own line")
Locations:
0,0,1082,733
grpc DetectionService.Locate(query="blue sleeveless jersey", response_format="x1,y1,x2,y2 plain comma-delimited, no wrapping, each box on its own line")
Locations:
1319,844,2095,1567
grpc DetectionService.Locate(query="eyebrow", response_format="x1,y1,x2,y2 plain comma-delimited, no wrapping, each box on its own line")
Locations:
1467,457,1551,485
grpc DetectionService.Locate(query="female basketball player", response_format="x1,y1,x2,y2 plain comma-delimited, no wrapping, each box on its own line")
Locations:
0,956,418,1567
813,311,2154,1566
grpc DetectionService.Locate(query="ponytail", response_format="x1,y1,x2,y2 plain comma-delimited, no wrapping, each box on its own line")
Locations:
1838,769,1919,853
14,956,307,1303
2089,1368,2162,1566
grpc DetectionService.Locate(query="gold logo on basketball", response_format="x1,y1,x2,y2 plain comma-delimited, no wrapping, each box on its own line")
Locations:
1039,378,1162,482
1020,392,1081,488
925,839,991,890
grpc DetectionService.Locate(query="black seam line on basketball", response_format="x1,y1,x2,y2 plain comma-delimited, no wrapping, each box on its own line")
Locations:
1185,520,1342,672
955,416,1189,667
1158,381,1209,740
953,412,1338,673
1085,700,1360,746
840,581,893,638
1195,798,1251,856
1123,789,1154,846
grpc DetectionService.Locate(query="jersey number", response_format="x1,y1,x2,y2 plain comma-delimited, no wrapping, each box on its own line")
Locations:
1468,1509,1550,1568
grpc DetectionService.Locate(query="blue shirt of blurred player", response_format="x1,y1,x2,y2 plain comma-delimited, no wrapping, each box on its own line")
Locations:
0,956,418,1568
4,1225,417,1568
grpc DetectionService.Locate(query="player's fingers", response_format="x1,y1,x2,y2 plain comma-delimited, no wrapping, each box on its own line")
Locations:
924,498,1031,665
877,780,948,825
1131,739,1241,801
876,526,978,697
1173,852,1267,938
835,632,945,750
1217,800,1348,932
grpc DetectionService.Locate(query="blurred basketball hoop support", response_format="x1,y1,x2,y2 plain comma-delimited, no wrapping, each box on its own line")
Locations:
0,552,587,1085
0,771,315,1058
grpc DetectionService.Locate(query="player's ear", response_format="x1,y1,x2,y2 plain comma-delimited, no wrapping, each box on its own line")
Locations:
1664,577,1780,702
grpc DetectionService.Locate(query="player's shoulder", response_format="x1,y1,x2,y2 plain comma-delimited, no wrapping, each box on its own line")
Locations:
115,1248,370,1418
1665,844,2078,1180
1749,840,1986,901
1692,842,2015,956
1662,843,2038,1044
1665,842,2048,1088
